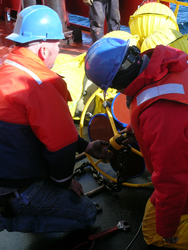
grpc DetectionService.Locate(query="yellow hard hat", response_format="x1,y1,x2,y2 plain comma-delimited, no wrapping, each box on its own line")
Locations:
129,2,179,42
141,28,188,53
103,30,141,49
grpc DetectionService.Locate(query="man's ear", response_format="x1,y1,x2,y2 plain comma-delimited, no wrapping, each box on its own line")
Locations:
38,45,47,61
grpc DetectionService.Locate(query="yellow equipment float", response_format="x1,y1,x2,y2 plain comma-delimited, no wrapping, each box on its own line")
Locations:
129,2,179,43
103,30,141,49
52,53,86,118
141,28,188,53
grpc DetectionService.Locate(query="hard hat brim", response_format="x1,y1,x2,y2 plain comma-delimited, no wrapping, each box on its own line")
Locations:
6,33,65,43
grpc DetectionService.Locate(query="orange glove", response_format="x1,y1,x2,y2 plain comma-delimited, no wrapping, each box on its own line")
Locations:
83,0,93,6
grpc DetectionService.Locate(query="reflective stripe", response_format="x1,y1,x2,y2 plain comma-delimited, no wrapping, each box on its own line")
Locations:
5,59,42,85
50,174,73,183
136,83,185,106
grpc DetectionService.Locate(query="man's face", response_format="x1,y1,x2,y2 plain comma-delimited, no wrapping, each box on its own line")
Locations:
45,40,60,69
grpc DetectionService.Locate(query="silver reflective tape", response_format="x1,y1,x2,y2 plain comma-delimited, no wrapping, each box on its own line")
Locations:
5,59,42,85
50,174,73,183
136,83,185,106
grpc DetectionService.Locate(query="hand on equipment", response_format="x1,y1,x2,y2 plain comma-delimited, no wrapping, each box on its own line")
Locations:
68,178,84,197
83,0,93,6
118,128,136,146
85,140,113,160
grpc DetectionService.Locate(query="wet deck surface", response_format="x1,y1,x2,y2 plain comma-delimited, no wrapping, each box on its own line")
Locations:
0,19,153,250
0,20,15,65
0,19,93,65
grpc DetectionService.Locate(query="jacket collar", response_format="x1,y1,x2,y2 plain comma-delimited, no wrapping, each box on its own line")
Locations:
124,45,188,97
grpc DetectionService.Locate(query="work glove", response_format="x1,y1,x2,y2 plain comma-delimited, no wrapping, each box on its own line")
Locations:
83,0,93,6
85,140,113,160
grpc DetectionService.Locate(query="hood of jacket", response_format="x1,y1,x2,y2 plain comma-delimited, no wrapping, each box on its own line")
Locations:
123,45,188,97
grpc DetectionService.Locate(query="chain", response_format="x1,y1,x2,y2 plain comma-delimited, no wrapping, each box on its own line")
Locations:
90,165,123,192
74,161,125,192
73,162,93,177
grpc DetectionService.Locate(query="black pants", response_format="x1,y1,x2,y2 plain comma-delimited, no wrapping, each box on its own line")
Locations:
89,0,121,43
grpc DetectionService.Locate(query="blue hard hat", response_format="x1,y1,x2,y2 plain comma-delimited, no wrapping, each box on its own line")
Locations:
6,5,64,43
85,37,130,90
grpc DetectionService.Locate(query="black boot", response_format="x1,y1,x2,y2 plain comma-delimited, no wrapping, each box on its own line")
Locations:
148,245,177,250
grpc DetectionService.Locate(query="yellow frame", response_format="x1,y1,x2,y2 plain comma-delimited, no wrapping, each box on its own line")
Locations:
158,0,188,18
79,88,153,188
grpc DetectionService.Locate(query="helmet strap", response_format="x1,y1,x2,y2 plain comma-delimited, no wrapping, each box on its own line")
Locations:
111,54,143,90
14,41,41,47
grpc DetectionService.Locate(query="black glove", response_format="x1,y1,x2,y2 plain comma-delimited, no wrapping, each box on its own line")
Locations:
85,140,113,160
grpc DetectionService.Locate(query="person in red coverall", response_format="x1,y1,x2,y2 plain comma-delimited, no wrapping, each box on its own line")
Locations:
84,37,188,249
0,5,112,233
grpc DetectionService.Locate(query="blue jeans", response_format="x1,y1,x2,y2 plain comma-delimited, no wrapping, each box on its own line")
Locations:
0,180,97,233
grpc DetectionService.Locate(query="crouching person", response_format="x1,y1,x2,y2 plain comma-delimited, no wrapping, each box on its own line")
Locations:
0,5,112,233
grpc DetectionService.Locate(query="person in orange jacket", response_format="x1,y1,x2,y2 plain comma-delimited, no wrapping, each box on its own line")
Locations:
0,5,112,233
83,0,121,43
85,37,188,249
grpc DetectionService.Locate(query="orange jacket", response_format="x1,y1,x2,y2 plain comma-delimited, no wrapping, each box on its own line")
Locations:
0,46,88,188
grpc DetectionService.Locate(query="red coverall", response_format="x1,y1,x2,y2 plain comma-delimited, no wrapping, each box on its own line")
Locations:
125,45,188,249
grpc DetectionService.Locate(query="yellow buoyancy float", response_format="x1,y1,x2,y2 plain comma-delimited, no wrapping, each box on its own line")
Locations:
129,2,179,43
168,34,188,54
52,53,86,117
141,28,188,53
103,30,141,49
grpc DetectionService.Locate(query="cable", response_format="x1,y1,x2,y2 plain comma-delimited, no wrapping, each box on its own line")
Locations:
124,221,143,250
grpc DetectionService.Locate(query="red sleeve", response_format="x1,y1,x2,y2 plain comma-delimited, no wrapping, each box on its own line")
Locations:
138,100,188,237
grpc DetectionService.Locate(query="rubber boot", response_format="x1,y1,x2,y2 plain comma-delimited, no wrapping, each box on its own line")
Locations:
148,245,177,250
